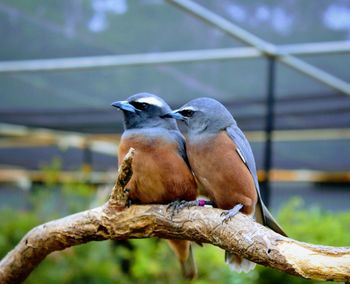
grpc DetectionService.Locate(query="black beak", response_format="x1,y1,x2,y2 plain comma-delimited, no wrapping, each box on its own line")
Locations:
161,110,185,121
111,101,137,113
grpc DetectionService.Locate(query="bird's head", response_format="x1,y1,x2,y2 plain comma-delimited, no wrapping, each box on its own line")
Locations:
112,93,178,130
163,97,235,135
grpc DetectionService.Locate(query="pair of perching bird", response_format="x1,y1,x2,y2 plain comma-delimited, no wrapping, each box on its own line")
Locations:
112,93,287,280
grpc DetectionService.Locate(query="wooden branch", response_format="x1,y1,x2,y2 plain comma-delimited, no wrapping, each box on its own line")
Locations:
0,149,350,283
108,147,134,208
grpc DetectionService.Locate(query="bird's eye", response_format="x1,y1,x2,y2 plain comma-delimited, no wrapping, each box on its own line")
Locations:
179,109,195,117
130,101,148,110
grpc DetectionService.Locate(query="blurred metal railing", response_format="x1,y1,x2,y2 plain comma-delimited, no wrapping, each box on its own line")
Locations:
0,123,118,156
166,0,350,206
0,0,350,205
167,0,350,96
1,124,350,189
1,168,350,187
0,42,349,95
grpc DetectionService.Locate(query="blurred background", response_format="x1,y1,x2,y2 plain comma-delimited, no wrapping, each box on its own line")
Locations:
0,0,349,283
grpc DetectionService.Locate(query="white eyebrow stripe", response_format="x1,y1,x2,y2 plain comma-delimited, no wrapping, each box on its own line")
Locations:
177,106,197,112
135,97,164,107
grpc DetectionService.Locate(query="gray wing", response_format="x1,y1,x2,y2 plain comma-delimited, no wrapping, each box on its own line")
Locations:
169,130,191,167
226,125,259,191
226,125,287,236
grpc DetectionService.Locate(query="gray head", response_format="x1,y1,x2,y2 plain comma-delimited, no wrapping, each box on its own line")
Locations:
111,93,178,130
165,97,236,134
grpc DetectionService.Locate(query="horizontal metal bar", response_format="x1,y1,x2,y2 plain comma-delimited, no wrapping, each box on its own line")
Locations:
279,41,350,56
1,41,349,74
0,168,349,184
167,0,350,96
0,169,115,186
257,169,350,183
246,128,350,142
3,123,350,144
3,128,350,146
0,47,261,73
0,123,118,155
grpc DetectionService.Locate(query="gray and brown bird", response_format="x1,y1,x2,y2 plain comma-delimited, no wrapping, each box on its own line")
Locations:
165,97,287,272
112,93,198,279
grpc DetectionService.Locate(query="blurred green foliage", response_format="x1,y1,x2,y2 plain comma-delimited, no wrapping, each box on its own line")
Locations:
0,160,349,284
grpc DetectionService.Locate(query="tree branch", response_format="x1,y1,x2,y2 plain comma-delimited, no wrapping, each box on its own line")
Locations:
0,149,349,283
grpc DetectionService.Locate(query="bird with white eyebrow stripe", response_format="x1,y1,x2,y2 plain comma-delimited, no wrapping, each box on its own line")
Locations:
164,97,287,273
111,92,198,279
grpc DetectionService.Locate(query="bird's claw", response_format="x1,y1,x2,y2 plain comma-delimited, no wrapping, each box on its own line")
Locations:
221,203,244,223
167,200,195,219
167,199,211,219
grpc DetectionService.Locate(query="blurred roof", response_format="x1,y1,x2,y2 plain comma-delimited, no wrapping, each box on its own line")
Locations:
0,0,349,133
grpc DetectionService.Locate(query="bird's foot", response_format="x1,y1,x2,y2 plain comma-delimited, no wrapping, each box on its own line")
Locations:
221,203,244,223
167,199,213,219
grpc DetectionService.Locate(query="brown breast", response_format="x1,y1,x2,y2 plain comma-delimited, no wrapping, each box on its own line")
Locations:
187,131,257,215
118,134,197,204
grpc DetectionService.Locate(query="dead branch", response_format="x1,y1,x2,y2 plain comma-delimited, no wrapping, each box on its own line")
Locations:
0,148,349,283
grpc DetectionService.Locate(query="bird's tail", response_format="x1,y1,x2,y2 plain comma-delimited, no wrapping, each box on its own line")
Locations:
181,244,197,280
167,240,197,280
225,251,256,273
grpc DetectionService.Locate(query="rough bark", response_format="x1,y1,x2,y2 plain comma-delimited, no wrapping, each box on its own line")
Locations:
0,149,349,283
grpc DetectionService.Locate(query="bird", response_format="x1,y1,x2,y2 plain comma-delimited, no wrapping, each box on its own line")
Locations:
111,92,198,279
164,97,287,273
